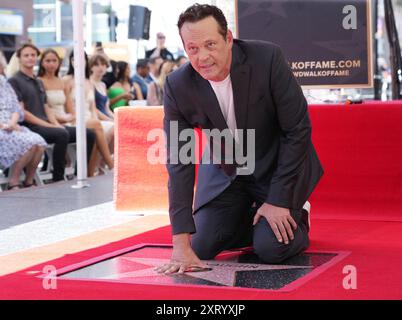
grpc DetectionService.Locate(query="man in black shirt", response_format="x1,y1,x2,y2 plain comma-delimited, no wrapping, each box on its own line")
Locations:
145,32,174,61
8,43,96,182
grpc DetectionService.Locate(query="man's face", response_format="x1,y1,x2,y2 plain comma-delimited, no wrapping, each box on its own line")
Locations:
180,16,233,82
157,35,166,48
138,66,149,77
20,47,38,70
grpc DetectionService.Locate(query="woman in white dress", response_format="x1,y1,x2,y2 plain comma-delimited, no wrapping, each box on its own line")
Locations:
38,49,75,126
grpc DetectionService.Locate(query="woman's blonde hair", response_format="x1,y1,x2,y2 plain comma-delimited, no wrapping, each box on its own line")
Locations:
5,52,20,78
155,61,176,90
0,50,7,75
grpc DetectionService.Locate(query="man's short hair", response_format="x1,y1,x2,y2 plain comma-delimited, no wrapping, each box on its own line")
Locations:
177,4,228,40
16,43,41,58
136,59,149,69
88,53,110,69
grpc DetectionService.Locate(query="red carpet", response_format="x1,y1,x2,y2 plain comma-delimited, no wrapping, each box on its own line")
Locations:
1,218,402,299
2,102,402,299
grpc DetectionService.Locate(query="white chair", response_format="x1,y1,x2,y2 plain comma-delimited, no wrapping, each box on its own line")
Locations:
0,169,9,192
36,143,77,184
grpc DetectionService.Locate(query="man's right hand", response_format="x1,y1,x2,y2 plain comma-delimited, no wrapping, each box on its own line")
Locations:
155,233,207,274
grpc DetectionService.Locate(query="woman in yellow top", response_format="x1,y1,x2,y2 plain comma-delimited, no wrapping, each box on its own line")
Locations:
108,61,143,110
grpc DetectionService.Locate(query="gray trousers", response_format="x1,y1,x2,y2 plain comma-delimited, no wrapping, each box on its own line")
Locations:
191,175,310,264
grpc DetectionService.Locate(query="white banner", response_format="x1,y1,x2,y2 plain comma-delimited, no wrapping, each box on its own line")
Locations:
0,9,23,35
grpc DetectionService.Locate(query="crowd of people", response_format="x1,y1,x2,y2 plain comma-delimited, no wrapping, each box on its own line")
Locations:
0,34,188,191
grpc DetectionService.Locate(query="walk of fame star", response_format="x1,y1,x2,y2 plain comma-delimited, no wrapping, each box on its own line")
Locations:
58,246,341,290
106,257,312,287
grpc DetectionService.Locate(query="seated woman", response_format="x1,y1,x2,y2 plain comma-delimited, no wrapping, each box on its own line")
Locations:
89,54,114,120
147,60,177,106
108,61,143,110
0,66,47,190
38,49,75,126
89,53,115,173
63,50,114,177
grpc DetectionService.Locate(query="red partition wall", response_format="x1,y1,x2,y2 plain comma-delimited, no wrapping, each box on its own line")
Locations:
115,102,402,221
114,106,169,212
309,101,402,221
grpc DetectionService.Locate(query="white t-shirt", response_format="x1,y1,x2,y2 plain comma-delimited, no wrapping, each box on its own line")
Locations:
208,74,238,141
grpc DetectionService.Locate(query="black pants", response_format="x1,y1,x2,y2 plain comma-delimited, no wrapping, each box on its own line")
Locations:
26,124,96,181
191,175,310,264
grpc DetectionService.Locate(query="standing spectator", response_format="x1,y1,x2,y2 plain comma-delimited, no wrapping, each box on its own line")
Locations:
8,43,96,182
109,61,143,110
145,32,174,61
0,53,47,190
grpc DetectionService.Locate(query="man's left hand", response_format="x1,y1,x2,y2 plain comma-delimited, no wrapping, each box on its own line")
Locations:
253,203,297,245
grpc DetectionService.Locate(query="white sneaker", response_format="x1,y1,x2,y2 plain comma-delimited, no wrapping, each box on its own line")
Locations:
303,201,311,229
